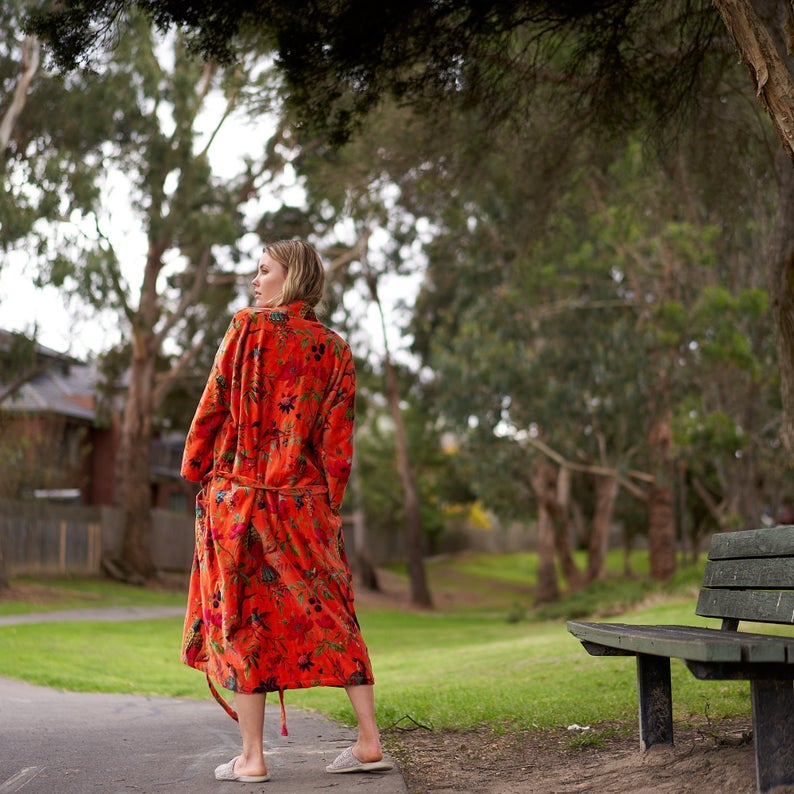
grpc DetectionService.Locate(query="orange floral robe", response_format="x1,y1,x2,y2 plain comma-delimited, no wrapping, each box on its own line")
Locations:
180,301,373,724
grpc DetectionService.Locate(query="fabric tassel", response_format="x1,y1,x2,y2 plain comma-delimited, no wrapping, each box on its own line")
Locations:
207,675,239,722
279,688,288,736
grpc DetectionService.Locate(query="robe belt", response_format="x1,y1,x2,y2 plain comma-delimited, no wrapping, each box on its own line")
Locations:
207,470,328,494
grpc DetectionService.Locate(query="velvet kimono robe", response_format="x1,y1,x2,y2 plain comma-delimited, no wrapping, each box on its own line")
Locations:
180,301,373,724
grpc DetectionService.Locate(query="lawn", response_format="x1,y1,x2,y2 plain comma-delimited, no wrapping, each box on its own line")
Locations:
0,575,187,615
0,552,754,733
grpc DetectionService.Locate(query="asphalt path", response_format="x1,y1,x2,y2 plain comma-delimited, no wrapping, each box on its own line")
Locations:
0,609,406,794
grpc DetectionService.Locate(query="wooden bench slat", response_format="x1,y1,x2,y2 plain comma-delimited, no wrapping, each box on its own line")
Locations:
702,557,794,589
697,589,794,626
567,622,740,661
567,621,794,663
708,525,794,561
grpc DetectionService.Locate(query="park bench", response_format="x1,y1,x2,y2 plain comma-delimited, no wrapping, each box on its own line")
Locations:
567,525,794,794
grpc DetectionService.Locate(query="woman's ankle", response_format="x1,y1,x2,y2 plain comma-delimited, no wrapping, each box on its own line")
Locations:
353,740,383,763
235,751,267,775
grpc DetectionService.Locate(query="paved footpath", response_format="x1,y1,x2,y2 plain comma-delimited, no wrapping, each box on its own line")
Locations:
0,609,406,794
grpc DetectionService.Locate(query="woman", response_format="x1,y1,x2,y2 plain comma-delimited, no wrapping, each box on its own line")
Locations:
180,239,392,782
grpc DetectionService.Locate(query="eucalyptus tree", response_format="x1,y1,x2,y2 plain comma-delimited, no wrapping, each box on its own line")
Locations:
277,111,439,606
6,11,286,580
99,29,285,580
1,0,111,266
411,111,781,587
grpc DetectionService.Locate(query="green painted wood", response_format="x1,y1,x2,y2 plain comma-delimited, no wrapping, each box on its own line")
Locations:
637,654,673,749
708,525,794,561
580,640,633,657
702,557,794,589
685,660,794,681
751,680,794,792
567,622,741,662
567,621,794,664
697,589,794,625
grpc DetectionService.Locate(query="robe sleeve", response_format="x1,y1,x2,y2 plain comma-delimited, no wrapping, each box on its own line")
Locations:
180,315,244,482
316,345,356,512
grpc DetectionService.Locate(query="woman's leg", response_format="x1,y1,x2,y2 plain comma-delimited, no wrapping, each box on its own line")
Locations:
232,692,268,776
345,684,383,762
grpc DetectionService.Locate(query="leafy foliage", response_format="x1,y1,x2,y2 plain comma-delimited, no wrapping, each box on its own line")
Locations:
27,1,724,147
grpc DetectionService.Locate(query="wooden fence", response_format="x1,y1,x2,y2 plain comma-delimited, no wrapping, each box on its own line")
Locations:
0,500,539,579
0,501,195,576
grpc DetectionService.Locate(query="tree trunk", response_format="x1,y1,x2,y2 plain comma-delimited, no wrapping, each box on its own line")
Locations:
0,35,39,150
384,351,432,607
765,146,794,458
116,324,157,582
648,482,676,580
647,410,677,581
531,459,560,603
553,467,585,589
714,0,794,456
586,474,619,582
350,443,380,591
713,1,794,162
362,238,432,608
535,504,560,603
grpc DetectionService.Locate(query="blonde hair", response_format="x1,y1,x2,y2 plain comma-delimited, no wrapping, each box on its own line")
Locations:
263,239,325,308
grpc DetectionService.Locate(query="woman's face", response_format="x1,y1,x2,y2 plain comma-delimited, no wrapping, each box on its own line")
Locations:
252,251,287,307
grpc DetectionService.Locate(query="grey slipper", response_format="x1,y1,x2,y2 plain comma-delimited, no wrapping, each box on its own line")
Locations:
214,756,271,783
326,746,394,774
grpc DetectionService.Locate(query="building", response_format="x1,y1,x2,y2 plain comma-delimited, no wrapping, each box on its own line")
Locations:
0,330,194,511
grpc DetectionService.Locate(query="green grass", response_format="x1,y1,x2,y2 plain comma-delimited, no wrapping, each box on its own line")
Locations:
0,553,755,735
0,575,187,615
293,602,750,731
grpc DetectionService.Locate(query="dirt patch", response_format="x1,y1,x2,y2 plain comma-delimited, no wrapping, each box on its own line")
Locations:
384,718,794,794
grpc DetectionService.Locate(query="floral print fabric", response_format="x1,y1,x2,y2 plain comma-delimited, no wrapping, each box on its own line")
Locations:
180,301,373,704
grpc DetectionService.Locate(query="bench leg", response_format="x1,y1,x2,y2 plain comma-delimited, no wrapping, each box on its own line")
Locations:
751,679,794,793
636,653,673,750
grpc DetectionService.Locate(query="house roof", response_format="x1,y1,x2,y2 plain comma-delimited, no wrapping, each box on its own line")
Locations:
0,330,100,422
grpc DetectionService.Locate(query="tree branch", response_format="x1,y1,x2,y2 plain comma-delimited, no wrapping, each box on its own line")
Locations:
325,238,367,274
524,434,651,501
0,35,40,151
197,65,240,159
153,246,212,350
93,213,135,325
714,0,794,161
0,358,53,403
691,474,729,531
152,333,204,407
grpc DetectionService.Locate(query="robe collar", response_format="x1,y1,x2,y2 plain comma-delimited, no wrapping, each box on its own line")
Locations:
258,300,317,322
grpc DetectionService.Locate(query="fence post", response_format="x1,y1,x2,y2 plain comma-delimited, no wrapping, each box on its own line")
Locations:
0,514,7,588
59,520,67,574
89,522,101,573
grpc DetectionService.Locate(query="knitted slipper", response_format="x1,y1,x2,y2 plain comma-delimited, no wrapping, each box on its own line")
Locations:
325,746,394,774
214,756,271,783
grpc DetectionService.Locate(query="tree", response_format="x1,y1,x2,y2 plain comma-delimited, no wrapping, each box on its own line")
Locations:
107,32,285,581
404,84,781,582
2,1,112,264
360,235,433,607
8,13,288,581
257,99,442,605
25,0,794,460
